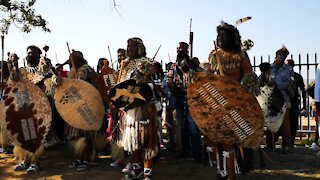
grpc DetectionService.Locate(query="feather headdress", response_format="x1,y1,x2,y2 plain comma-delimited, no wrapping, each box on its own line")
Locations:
235,16,252,26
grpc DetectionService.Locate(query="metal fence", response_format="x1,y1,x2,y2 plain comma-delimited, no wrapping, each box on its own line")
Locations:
251,53,318,139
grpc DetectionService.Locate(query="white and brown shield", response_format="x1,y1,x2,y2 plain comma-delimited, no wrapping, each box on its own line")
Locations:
54,78,104,131
187,72,264,149
1,79,52,153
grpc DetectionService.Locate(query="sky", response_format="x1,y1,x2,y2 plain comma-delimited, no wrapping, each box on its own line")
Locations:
2,0,320,77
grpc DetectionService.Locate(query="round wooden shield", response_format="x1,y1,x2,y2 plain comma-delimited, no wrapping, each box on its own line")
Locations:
187,72,264,149
54,78,104,131
97,66,117,104
109,79,153,112
1,79,52,153
256,85,286,133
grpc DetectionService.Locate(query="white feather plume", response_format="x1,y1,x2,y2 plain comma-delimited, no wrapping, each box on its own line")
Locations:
235,16,252,26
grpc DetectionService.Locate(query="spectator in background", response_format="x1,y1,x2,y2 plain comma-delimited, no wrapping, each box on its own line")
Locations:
258,62,271,87
285,59,307,147
55,62,69,78
116,48,126,71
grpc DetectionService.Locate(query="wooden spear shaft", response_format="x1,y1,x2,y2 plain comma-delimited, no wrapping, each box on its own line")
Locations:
108,46,113,69
152,44,162,60
66,42,78,79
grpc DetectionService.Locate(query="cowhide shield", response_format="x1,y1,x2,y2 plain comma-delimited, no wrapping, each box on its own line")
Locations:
187,72,264,149
256,85,286,133
0,79,51,153
97,66,117,104
109,79,153,112
54,78,104,131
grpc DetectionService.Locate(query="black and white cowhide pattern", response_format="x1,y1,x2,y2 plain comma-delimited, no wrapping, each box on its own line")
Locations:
256,85,286,133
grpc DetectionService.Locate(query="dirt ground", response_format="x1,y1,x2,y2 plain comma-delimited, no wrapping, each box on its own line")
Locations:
1,143,320,180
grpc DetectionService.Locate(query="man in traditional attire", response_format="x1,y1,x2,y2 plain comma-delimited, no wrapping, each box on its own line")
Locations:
208,22,260,180
116,37,158,180
66,50,99,171
11,45,54,174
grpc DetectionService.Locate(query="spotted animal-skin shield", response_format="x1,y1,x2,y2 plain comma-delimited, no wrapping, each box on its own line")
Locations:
54,78,105,131
187,72,264,149
109,79,153,111
0,79,52,153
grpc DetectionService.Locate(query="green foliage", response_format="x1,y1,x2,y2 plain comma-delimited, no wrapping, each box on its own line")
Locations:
0,0,50,34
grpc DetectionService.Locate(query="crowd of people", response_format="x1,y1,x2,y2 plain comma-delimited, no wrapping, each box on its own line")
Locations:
0,21,318,180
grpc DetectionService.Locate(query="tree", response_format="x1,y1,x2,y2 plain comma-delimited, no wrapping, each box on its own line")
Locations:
0,0,50,34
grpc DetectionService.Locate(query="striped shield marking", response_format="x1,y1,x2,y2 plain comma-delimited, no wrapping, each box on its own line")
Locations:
103,74,116,87
21,118,37,141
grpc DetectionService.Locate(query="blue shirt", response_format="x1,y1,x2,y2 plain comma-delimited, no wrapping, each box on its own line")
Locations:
271,63,294,90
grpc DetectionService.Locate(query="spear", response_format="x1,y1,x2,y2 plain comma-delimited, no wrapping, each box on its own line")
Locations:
152,44,162,60
189,18,194,58
107,45,113,69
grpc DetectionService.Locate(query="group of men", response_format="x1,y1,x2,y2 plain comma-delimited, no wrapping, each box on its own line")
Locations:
0,37,164,180
0,20,312,180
